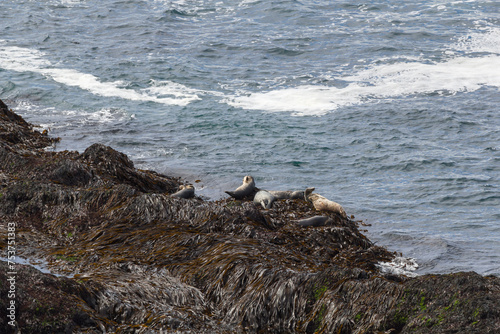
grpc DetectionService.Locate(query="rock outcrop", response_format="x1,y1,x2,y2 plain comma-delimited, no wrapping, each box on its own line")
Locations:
0,99,499,333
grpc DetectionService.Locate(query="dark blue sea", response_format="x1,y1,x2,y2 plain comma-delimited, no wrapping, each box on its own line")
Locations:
1,0,499,276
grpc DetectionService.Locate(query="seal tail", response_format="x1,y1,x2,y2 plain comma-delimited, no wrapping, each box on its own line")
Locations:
225,191,241,199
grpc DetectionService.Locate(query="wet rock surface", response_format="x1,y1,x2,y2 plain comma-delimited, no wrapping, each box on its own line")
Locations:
0,99,499,333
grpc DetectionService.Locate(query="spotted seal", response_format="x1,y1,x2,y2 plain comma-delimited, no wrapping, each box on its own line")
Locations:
295,215,333,227
225,175,257,200
171,184,195,199
269,187,313,200
253,190,276,209
305,188,347,218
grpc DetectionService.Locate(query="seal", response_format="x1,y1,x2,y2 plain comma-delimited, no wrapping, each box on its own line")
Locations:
295,215,333,227
171,184,195,199
225,175,256,200
253,190,276,209
305,188,347,218
269,187,314,200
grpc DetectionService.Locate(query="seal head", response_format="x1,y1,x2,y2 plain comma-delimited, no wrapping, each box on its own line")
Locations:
225,175,257,200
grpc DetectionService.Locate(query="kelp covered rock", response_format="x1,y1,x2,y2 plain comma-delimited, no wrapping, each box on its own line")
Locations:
0,99,499,333
0,261,100,333
0,99,58,151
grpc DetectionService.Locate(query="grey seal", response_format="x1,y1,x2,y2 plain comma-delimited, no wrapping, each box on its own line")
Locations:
171,184,195,199
305,188,347,218
269,187,314,200
296,215,333,227
225,175,256,200
253,190,276,209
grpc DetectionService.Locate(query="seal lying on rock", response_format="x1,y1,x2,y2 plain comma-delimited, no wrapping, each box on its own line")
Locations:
225,175,257,200
171,185,195,199
305,188,347,218
296,215,333,227
269,188,313,200
253,190,276,209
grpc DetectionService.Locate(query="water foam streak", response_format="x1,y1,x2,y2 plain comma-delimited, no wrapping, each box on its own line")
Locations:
0,43,200,106
227,55,500,116
228,28,500,116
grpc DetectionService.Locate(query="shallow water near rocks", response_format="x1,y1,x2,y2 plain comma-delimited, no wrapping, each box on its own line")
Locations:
0,256,74,278
0,0,499,276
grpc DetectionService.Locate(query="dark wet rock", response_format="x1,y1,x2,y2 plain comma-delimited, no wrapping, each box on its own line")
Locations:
49,159,94,187
0,99,59,151
78,143,178,193
0,260,101,333
0,99,499,333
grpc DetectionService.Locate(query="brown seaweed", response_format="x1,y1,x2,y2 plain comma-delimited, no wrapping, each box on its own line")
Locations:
0,99,499,333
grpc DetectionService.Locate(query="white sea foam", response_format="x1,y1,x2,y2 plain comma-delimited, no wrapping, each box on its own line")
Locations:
377,256,419,277
228,84,369,116
453,27,500,54
58,0,83,5
228,54,500,116
227,28,500,116
0,43,200,106
143,79,203,103
13,100,135,133
0,45,50,70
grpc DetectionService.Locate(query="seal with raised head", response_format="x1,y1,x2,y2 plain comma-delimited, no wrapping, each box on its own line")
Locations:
295,215,333,227
253,190,276,209
305,188,347,218
171,184,195,199
225,175,256,200
269,187,314,200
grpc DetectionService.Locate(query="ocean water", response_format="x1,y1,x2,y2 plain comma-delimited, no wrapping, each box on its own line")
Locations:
0,0,499,276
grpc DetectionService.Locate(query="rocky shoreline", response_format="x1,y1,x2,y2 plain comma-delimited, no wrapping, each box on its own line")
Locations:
0,99,499,333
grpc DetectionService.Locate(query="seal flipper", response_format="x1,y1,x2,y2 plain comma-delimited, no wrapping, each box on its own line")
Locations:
225,190,237,198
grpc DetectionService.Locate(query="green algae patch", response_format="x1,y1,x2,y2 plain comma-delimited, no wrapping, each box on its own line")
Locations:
419,294,427,311
312,281,329,301
55,254,78,262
